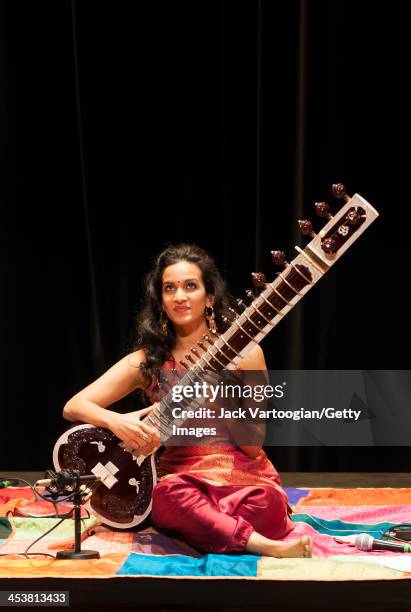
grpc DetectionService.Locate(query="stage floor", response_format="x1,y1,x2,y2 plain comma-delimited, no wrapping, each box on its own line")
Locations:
2,470,411,488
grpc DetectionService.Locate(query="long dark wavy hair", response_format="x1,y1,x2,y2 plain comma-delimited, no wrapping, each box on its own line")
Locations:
133,243,238,386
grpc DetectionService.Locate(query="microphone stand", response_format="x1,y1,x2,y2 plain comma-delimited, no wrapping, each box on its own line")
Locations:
56,473,100,560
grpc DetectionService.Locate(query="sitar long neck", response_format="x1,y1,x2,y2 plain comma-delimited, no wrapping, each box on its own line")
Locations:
146,188,379,437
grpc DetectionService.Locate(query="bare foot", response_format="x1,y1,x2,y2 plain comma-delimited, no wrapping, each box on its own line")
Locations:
267,535,313,558
246,531,313,558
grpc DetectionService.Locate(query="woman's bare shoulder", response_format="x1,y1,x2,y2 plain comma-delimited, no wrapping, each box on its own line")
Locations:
127,349,151,387
127,348,148,369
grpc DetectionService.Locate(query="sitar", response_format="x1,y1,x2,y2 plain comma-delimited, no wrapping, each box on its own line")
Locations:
53,183,379,528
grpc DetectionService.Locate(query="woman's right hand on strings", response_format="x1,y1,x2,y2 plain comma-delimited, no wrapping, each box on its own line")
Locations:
107,404,160,453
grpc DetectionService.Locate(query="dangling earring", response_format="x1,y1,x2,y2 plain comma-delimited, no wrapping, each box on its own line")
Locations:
160,310,169,335
205,305,217,334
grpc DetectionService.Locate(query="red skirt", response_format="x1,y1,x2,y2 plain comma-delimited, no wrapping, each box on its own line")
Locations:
152,473,294,553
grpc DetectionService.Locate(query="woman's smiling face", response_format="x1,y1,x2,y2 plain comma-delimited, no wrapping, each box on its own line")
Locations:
162,260,212,331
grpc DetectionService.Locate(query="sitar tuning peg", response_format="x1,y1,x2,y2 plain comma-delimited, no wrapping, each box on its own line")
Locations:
298,219,316,238
331,183,350,202
250,272,266,297
251,272,267,288
314,201,333,220
236,298,246,312
221,315,230,328
245,289,254,302
228,307,239,319
271,250,286,266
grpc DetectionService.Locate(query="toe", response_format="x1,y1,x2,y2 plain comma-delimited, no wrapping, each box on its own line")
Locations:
304,544,312,558
301,535,313,557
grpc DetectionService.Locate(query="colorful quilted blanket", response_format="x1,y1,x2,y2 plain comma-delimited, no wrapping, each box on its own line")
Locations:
1,485,411,580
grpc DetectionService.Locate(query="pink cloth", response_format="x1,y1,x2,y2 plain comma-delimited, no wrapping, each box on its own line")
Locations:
295,504,411,525
152,473,294,553
286,521,411,558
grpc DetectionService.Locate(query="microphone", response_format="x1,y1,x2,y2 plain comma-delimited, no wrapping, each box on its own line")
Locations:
0,479,21,489
355,533,411,553
36,470,100,490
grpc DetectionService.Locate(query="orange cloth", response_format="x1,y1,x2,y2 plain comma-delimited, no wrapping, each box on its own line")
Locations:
0,553,127,577
0,498,27,517
298,488,411,506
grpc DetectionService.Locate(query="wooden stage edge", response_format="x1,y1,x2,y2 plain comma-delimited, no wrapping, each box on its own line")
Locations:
1,576,411,612
1,470,411,488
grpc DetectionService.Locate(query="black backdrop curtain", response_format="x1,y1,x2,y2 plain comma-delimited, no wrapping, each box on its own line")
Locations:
0,1,409,471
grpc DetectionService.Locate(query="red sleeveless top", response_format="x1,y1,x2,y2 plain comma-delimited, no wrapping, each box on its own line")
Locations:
146,357,286,492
